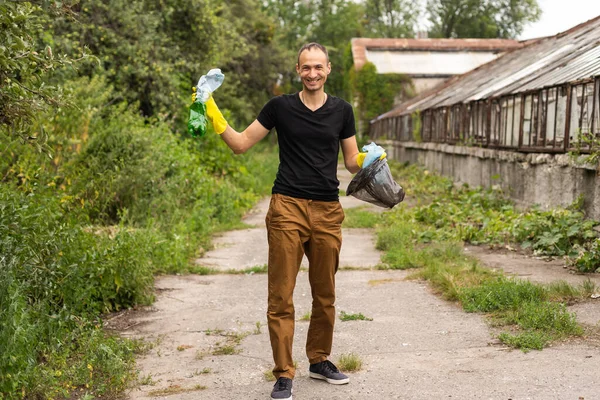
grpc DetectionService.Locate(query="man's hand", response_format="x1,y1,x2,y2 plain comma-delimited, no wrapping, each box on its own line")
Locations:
205,96,228,134
357,143,387,168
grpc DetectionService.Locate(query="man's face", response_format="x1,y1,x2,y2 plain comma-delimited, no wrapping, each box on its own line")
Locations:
296,48,331,92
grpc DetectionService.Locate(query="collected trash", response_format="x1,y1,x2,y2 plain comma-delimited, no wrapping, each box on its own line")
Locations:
361,142,386,168
188,68,224,137
347,158,405,208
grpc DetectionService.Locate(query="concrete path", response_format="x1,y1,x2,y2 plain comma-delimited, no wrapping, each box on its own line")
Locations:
120,167,600,400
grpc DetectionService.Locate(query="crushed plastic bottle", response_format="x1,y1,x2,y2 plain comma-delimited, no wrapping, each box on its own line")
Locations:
196,69,224,103
187,68,224,137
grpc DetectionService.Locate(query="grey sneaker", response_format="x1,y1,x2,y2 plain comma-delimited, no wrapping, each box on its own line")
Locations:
309,360,349,385
271,377,293,399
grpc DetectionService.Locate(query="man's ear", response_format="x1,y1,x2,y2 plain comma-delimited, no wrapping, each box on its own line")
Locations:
327,62,332,75
296,63,300,75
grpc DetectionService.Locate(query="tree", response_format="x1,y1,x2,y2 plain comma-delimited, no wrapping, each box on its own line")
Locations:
0,1,90,147
364,0,420,38
427,0,541,39
308,0,366,99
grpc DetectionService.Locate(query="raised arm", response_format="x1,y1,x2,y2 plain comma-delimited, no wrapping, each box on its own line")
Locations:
206,97,269,154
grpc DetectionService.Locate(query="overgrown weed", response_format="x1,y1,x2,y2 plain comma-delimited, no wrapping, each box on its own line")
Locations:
371,161,597,350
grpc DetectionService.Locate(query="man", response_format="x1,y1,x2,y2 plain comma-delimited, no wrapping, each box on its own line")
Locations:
204,42,378,400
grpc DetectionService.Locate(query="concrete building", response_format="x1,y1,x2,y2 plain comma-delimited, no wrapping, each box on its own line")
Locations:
351,38,523,96
369,16,600,220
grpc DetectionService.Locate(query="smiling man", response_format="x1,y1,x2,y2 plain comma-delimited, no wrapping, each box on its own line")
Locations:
205,42,365,400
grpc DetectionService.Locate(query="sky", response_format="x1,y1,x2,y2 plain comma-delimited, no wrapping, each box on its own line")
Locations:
519,0,600,40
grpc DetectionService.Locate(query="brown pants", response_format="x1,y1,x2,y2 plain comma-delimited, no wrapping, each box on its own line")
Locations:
265,193,344,379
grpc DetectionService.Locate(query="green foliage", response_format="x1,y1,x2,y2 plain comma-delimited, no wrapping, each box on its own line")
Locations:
343,207,382,228
569,239,600,273
459,278,547,312
511,207,597,257
0,186,152,397
427,0,541,39
50,0,285,126
365,0,419,38
569,130,600,166
497,331,550,351
0,1,91,145
0,72,278,398
339,311,373,321
368,161,595,350
308,0,366,99
337,353,363,371
349,62,415,137
411,111,422,142
389,162,599,257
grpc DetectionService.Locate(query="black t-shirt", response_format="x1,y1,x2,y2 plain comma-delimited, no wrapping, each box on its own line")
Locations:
257,93,356,201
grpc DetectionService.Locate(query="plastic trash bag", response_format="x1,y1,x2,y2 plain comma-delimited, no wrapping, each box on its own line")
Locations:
187,68,225,137
346,158,405,208
361,142,386,168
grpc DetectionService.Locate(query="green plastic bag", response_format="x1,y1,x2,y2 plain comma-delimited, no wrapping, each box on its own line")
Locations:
188,101,208,137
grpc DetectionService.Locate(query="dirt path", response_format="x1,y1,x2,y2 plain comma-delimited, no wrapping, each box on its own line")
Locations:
120,168,600,400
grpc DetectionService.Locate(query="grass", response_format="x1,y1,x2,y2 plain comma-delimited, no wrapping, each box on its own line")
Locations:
368,278,401,286
339,311,373,322
226,264,268,274
138,374,157,386
337,353,363,371
205,327,260,356
362,161,596,351
263,370,276,382
212,344,240,355
299,311,312,321
148,384,207,396
343,207,382,228
170,264,269,276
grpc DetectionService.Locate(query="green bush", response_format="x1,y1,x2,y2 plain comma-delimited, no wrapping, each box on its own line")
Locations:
512,207,597,257
569,239,600,273
0,186,153,396
0,75,278,397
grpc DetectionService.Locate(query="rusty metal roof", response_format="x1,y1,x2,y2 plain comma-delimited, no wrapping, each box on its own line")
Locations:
375,16,600,120
351,37,523,70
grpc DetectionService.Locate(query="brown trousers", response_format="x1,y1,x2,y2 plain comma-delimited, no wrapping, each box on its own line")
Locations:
265,193,344,379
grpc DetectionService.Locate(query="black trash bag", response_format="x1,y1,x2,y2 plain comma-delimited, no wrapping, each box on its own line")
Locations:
346,158,405,208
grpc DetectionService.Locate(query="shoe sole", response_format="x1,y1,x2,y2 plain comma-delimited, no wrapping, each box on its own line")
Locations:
309,372,350,385
271,388,292,399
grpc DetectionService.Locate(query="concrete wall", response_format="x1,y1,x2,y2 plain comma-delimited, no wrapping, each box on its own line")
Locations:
382,140,600,220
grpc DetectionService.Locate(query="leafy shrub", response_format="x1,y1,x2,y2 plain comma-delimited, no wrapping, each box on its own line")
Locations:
0,75,279,397
386,162,599,259
569,239,600,273
512,207,597,256
0,186,153,396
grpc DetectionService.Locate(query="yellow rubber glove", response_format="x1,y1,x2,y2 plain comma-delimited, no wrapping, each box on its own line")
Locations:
205,96,228,134
356,152,387,168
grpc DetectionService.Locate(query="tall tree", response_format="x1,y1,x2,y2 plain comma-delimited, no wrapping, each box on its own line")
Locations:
427,0,541,39
309,0,366,99
364,0,420,38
